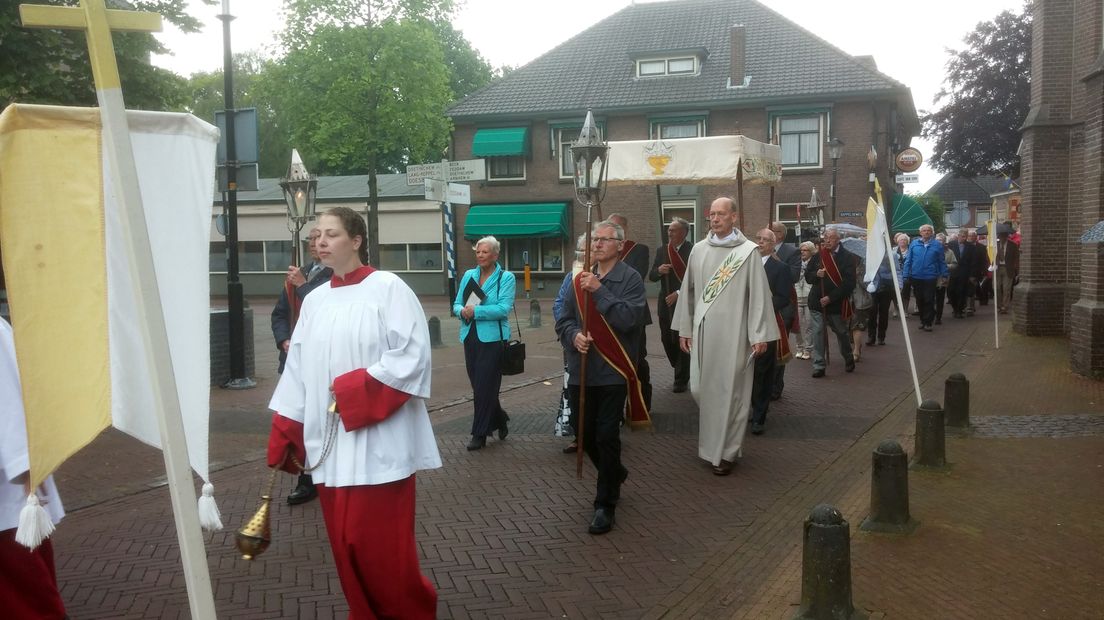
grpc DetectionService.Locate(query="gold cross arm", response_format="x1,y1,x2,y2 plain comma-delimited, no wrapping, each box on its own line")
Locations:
19,1,162,91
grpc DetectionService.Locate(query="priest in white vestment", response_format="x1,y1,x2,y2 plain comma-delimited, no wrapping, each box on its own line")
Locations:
268,207,441,619
0,318,67,619
672,197,778,476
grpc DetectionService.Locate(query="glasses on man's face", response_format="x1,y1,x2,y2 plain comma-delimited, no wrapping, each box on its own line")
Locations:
592,236,620,244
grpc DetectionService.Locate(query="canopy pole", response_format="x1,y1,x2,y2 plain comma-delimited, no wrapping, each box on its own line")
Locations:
883,224,923,406
737,166,745,231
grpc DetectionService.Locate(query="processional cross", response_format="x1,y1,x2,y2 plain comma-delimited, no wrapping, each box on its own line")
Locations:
19,2,217,618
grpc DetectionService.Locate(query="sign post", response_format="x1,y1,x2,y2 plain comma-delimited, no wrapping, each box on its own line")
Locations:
412,159,483,309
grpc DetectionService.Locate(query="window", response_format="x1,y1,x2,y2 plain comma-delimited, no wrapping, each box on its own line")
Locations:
651,119,704,140
776,115,823,168
209,240,292,273
976,208,991,227
487,156,525,181
379,243,443,272
775,204,800,230
502,238,564,272
556,124,605,178
661,199,698,242
775,203,821,240
636,56,699,78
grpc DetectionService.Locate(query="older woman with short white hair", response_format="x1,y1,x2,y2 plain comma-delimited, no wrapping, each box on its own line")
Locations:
794,241,817,359
453,236,516,450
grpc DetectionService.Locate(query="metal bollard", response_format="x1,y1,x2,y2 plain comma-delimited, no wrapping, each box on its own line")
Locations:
860,440,919,534
911,399,947,469
794,504,866,620
944,373,970,428
529,298,542,328
427,316,443,348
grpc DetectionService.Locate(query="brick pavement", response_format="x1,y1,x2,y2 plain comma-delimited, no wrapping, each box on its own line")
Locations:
47,298,1102,618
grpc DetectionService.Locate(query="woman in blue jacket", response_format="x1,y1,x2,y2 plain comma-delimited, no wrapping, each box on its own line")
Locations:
453,236,516,450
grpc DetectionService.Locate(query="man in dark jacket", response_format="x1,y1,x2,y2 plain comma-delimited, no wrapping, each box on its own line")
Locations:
648,217,692,392
956,229,988,317
608,213,652,411
269,226,332,505
751,229,794,434
805,227,856,377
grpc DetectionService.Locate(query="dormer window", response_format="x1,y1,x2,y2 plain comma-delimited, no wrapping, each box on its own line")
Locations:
636,55,700,78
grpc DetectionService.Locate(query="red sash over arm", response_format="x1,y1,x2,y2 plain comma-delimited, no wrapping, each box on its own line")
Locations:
819,248,853,321
332,368,412,432
774,311,792,363
573,273,651,428
667,242,687,283
618,240,637,261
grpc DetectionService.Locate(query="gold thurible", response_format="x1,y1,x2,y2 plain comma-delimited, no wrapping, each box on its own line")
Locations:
236,465,279,560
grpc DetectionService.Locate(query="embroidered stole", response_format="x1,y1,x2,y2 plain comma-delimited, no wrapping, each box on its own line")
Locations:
819,248,853,321
573,272,651,428
700,241,757,317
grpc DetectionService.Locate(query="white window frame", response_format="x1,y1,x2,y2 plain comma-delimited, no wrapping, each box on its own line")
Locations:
775,203,801,230
975,208,991,227
556,125,603,179
487,156,526,181
661,199,698,242
209,240,292,274
636,55,700,78
378,242,444,273
774,114,825,170
650,119,705,140
502,238,565,273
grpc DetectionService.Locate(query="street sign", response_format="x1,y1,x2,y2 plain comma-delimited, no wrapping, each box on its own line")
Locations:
839,211,863,217
424,178,472,204
216,162,259,192
896,173,920,184
214,108,259,164
407,159,485,185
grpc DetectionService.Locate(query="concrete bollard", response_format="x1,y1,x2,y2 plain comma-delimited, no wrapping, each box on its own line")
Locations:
529,298,542,328
911,399,947,469
427,316,443,348
944,373,970,428
795,504,866,620
860,440,919,534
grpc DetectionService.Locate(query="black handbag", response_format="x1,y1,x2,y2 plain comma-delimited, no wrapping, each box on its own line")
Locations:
494,273,525,375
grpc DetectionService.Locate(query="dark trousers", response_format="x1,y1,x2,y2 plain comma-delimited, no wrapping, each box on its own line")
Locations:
568,384,627,512
464,329,507,437
935,284,947,321
911,278,937,327
636,327,652,411
751,341,778,424
658,303,690,387
869,288,892,342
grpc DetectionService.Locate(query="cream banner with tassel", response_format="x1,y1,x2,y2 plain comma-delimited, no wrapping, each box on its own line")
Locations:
0,103,217,491
605,135,782,186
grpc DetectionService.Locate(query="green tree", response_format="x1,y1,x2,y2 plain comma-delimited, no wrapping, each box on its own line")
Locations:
182,52,291,178
911,193,947,234
921,4,1031,178
277,0,454,51
0,0,211,112
263,19,452,266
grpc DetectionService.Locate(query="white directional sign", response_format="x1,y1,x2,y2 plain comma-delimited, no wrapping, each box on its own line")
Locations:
406,159,486,185
896,173,920,184
423,179,472,205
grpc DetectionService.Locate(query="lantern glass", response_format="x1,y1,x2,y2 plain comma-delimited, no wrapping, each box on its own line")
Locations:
827,138,845,161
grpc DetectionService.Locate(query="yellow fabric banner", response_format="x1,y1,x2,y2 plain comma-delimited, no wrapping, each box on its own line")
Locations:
0,105,111,489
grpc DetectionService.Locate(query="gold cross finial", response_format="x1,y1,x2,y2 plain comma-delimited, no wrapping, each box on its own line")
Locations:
20,0,162,91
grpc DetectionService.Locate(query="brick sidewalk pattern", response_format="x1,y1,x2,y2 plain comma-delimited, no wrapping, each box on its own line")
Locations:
47,298,1103,618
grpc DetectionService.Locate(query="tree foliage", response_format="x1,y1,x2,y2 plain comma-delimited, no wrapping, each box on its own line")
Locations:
910,193,947,234
277,0,454,51
921,4,1031,178
0,0,211,112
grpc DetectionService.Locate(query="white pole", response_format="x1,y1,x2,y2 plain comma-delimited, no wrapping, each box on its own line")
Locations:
883,227,923,407
992,260,1000,349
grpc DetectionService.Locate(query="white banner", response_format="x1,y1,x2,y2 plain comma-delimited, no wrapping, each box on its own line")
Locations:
605,135,782,186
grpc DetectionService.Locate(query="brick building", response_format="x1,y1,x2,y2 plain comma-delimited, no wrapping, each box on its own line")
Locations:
928,174,1011,232
1017,0,1103,378
445,0,919,294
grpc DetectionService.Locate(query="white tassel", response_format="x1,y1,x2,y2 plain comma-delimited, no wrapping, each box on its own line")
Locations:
15,493,54,550
197,482,223,531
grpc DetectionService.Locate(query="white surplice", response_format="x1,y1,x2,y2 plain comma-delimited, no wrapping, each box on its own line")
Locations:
0,319,64,531
269,271,441,487
671,231,779,466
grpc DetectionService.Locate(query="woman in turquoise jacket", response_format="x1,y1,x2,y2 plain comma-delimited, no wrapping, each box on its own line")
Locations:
453,236,516,450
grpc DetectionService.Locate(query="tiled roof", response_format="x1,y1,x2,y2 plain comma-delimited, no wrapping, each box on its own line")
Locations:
927,173,1014,205
217,173,424,203
448,0,914,122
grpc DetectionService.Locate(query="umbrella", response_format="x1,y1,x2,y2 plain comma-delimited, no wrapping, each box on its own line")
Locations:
977,222,1013,236
830,222,867,237
840,237,867,260
1080,220,1104,243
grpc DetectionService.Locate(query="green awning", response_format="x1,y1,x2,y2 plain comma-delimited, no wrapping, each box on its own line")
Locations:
464,203,568,239
891,194,934,235
471,127,529,157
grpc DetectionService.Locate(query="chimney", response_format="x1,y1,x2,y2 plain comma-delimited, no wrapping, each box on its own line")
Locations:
730,25,747,88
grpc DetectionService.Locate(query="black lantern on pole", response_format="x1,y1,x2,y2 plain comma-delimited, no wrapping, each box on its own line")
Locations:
279,149,318,267
827,137,845,222
571,109,609,210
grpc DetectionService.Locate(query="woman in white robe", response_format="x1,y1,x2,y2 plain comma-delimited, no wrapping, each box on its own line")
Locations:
267,207,441,619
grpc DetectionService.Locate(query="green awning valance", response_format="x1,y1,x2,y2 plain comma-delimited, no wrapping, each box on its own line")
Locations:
464,203,568,239
472,127,529,157
891,194,934,235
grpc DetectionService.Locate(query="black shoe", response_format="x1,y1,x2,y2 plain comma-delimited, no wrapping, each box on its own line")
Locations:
935,318,942,325
588,508,615,535
750,422,765,435
770,393,782,401
496,413,510,440
672,383,687,393
866,338,876,346
287,480,318,506
845,361,856,373
466,435,486,451
619,466,629,485
877,339,885,345
812,369,825,378
923,325,933,332
562,441,578,454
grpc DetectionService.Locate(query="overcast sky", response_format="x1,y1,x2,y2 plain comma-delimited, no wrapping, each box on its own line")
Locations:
151,0,1027,192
